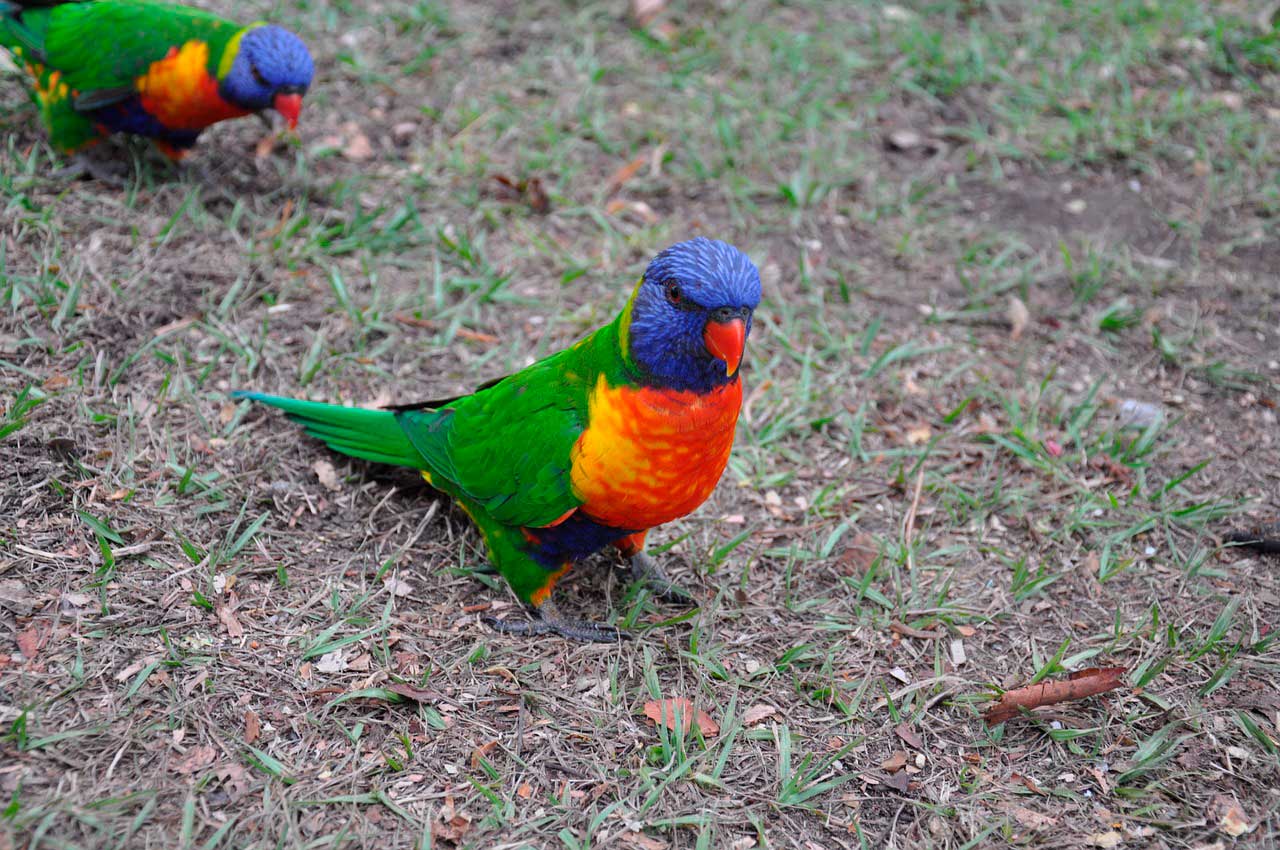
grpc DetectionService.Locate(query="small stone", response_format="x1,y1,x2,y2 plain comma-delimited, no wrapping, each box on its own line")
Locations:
886,129,923,151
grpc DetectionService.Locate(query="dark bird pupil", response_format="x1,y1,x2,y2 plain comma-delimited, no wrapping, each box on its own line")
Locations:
251,65,267,85
666,282,682,303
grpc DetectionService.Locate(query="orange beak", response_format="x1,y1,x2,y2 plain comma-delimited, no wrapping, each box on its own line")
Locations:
703,317,746,376
273,92,303,130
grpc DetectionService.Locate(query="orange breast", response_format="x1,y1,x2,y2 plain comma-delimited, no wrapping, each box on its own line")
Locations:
135,41,248,130
570,375,742,530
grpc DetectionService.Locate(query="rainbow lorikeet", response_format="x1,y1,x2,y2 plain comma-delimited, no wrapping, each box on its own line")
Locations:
0,0,313,159
236,238,762,642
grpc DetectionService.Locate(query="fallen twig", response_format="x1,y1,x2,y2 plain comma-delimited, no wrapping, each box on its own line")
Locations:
985,667,1127,725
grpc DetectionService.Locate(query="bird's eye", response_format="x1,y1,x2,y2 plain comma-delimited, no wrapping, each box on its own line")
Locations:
251,64,268,86
664,280,683,305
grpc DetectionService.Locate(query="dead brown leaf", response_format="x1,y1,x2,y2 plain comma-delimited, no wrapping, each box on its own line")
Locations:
618,830,668,850
254,132,280,160
386,683,445,704
492,175,551,214
607,154,648,193
312,459,340,491
433,812,471,845
895,723,924,751
881,769,911,793
343,131,374,161
905,424,933,445
1011,772,1045,795
15,627,39,660
0,580,36,615
1213,795,1254,837
837,532,879,575
1008,806,1058,830
881,751,909,773
470,740,497,771
173,744,217,775
631,0,666,26
742,704,778,727
1008,295,1030,340
643,698,719,737
244,710,260,745
985,667,1127,725
217,604,244,639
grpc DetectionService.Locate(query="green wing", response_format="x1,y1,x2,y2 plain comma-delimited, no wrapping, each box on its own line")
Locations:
2,0,238,106
396,339,601,529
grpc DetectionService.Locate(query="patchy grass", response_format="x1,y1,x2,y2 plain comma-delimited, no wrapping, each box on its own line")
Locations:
2,0,1278,847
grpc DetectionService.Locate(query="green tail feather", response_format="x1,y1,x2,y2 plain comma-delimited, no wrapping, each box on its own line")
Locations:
233,391,428,470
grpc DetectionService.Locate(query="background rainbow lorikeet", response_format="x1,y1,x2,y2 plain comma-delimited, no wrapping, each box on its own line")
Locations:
236,238,762,642
0,0,313,159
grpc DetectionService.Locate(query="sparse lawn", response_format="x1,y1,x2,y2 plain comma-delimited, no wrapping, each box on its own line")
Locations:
2,1,1278,847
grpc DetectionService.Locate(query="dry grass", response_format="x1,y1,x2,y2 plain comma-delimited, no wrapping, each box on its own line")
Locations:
2,1,1279,848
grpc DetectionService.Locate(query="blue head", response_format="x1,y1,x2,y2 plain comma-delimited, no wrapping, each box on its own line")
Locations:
625,238,762,393
219,25,315,128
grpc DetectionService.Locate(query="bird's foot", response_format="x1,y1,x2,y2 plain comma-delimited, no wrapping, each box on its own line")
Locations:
483,600,628,643
628,552,696,606
51,153,129,186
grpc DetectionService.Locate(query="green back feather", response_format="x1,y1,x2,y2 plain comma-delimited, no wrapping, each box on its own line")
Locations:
236,313,637,531
232,392,428,470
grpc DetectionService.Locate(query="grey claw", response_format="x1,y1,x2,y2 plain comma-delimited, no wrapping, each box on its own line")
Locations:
483,600,628,643
629,552,696,606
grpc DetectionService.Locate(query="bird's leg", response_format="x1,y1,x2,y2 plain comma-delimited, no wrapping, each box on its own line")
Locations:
50,152,129,186
627,551,696,606
484,599,628,643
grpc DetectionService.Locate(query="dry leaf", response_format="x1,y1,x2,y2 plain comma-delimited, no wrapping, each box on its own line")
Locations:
1009,806,1058,830
15,627,39,659
433,815,471,844
881,769,910,793
471,740,497,771
1011,772,1045,795
0,580,35,615
1213,795,1253,837
255,132,279,159
173,744,217,775
985,667,1127,725
631,0,666,25
607,154,648,193
742,704,778,727
493,175,551,214
643,698,719,737
386,683,445,703
312,459,340,491
837,532,879,575
1007,295,1030,340
905,425,932,445
1086,831,1123,848
343,132,374,161
881,751,909,773
895,723,924,751
315,651,346,674
217,605,244,639
618,830,668,850
516,782,533,799
244,710,260,745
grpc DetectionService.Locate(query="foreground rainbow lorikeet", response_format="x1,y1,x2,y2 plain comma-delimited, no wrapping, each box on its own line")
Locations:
0,0,313,159
237,238,762,642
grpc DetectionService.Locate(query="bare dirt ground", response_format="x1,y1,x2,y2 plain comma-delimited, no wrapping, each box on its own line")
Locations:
1,1,1278,848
